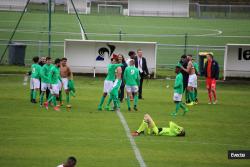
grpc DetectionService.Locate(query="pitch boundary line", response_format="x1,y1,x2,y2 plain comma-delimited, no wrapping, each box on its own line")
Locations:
116,109,147,167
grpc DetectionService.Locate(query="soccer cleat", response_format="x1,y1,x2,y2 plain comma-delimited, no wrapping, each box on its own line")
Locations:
53,106,60,111
171,112,177,116
104,106,110,111
208,102,212,105
31,99,37,104
186,102,194,106
213,100,217,105
131,131,140,137
44,102,49,110
66,104,72,108
133,106,138,111
98,106,102,111
128,107,131,111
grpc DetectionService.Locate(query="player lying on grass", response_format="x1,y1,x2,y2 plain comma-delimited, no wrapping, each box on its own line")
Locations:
30,56,41,103
57,156,77,167
132,114,185,137
98,55,123,111
171,65,189,116
123,59,140,111
60,57,73,109
44,58,61,111
39,57,52,107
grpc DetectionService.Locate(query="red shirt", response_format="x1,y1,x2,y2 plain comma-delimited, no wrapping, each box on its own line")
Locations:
207,60,212,78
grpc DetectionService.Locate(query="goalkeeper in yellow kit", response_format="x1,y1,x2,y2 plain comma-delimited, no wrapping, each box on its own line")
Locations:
132,114,185,137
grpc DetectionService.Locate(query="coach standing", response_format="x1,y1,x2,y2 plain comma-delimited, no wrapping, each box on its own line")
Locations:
135,49,150,99
204,54,219,104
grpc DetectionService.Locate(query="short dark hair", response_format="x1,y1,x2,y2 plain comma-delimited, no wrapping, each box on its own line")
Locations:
207,54,213,59
187,54,193,57
128,51,135,57
46,57,51,61
68,156,77,165
61,57,67,61
177,129,185,137
33,56,39,63
54,58,61,64
181,54,187,59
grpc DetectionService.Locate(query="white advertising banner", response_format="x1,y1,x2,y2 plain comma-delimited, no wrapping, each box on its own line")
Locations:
224,44,250,79
64,39,157,76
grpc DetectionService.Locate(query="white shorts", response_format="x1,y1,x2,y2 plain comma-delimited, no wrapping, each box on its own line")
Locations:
30,78,40,89
61,78,69,90
173,93,182,102
125,85,139,93
103,80,114,93
58,80,62,91
41,82,50,91
188,74,197,88
50,84,60,95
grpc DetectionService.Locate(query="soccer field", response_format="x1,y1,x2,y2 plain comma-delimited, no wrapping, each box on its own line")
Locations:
0,74,249,167
0,11,250,67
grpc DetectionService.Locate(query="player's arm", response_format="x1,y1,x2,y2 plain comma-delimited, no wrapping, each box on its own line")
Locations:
68,67,73,80
181,62,191,73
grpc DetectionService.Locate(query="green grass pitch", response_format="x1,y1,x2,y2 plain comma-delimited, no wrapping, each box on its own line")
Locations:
0,74,249,167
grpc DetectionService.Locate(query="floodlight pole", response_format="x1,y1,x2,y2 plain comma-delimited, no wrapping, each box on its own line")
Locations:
0,0,31,63
70,0,88,40
48,0,52,57
184,33,188,55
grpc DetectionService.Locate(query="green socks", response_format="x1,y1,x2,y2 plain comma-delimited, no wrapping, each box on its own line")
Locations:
32,90,37,100
30,90,34,101
137,120,148,133
194,88,198,100
59,91,62,103
98,96,105,108
52,96,57,106
66,93,70,104
126,97,131,108
175,102,181,114
134,95,138,106
40,92,44,105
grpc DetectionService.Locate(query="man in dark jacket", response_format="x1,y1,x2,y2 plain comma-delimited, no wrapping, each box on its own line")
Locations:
179,55,189,103
204,54,219,104
134,49,150,99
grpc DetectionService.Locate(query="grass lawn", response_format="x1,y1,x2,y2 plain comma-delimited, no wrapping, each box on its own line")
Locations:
0,71,249,166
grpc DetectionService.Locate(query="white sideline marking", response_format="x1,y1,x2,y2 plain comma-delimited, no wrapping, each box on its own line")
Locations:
116,109,147,167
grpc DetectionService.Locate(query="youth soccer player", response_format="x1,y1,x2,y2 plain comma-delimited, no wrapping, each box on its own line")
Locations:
39,57,52,107
181,55,197,106
98,55,122,110
60,57,73,108
132,114,185,137
30,56,41,103
171,66,189,116
44,58,61,111
123,59,140,111
204,54,219,104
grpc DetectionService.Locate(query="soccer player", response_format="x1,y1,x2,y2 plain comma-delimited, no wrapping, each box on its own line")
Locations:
171,65,189,116
118,54,127,102
204,54,219,104
131,114,185,137
39,57,52,107
60,57,73,108
123,59,140,111
57,156,77,167
44,58,61,111
181,55,197,106
192,57,200,104
178,55,189,103
97,55,122,110
30,56,41,103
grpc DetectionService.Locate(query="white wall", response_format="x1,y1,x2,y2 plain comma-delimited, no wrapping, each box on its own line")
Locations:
64,39,157,76
224,44,250,79
128,0,189,17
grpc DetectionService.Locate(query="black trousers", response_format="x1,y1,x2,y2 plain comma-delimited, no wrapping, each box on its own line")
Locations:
139,72,144,98
119,81,125,102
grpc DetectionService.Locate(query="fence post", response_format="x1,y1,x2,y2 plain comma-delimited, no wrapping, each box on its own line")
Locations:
197,3,201,18
38,40,41,57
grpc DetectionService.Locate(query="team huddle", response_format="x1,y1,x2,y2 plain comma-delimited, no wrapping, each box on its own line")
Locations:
29,56,75,111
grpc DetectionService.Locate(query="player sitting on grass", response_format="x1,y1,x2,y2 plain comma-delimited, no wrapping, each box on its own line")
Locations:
60,57,73,109
30,56,41,103
132,114,185,137
98,55,123,111
171,65,189,116
181,55,197,106
44,58,61,111
57,156,77,167
123,59,140,111
39,57,52,107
